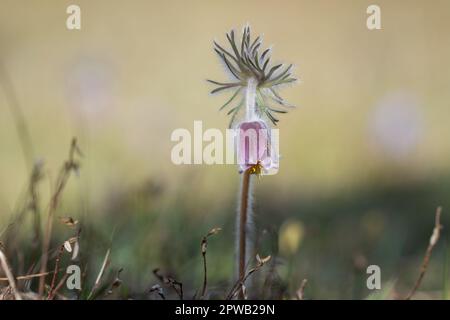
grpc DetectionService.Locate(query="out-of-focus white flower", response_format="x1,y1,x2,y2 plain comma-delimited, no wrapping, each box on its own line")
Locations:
65,57,115,123
369,92,423,160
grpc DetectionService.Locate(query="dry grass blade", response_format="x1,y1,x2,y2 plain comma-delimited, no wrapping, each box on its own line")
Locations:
87,248,111,300
296,279,308,300
0,270,60,282
38,138,81,296
0,248,22,300
29,160,44,247
405,207,443,300
200,227,221,299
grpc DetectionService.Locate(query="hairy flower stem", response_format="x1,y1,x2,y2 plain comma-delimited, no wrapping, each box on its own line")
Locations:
236,78,258,299
238,168,252,299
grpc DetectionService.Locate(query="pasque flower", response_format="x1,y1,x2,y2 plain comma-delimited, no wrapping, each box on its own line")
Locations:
207,25,297,299
208,26,296,174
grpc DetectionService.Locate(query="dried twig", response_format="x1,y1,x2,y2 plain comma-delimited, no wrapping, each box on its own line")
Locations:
38,138,80,296
0,248,22,300
149,284,165,300
29,160,44,248
47,244,65,300
227,254,271,300
153,268,183,300
200,227,221,299
0,270,60,282
405,207,443,300
296,279,308,300
51,273,69,300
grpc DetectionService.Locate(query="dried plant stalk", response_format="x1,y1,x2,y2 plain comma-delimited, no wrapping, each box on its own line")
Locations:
0,249,22,300
0,270,56,282
200,227,221,299
38,138,80,296
227,254,271,300
87,248,111,300
296,279,308,300
47,244,65,300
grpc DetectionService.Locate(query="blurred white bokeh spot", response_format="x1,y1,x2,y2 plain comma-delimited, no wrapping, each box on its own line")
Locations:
369,92,423,160
65,56,116,124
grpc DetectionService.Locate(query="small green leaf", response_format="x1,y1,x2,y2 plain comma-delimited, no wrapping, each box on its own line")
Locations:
265,64,283,80
268,107,288,113
220,88,241,111
210,83,241,94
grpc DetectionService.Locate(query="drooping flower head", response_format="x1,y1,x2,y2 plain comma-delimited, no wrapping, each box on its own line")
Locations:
208,25,297,174
207,27,298,295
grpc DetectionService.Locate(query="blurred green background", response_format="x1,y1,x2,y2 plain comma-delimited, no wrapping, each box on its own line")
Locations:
1,0,450,299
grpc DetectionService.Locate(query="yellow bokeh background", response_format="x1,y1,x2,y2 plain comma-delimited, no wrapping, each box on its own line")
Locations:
1,1,449,213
